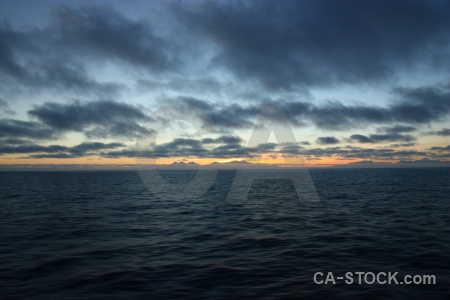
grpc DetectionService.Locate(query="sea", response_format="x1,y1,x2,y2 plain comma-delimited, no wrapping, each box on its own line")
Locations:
1,168,449,299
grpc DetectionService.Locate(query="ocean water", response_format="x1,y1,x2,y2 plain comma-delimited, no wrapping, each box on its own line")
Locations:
1,168,449,299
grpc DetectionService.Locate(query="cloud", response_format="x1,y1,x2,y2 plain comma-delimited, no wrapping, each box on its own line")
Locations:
293,86,450,128
0,24,122,96
152,138,207,157
307,101,390,130
0,144,68,154
1,138,29,145
174,85,450,131
0,118,58,140
390,86,450,124
377,124,417,134
1,2,450,167
316,136,340,145
0,25,26,79
0,141,124,157
2,3,450,135
176,97,258,129
6,131,445,164
27,153,79,159
175,0,450,90
3,2,450,96
429,145,450,151
104,134,276,159
348,134,372,143
349,133,416,144
28,100,152,139
49,6,173,71
389,143,416,148
201,135,243,145
299,147,427,160
436,128,450,136
68,142,125,154
0,98,14,115
279,143,304,155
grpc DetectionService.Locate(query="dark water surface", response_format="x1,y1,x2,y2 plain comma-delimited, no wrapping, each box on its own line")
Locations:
1,168,449,299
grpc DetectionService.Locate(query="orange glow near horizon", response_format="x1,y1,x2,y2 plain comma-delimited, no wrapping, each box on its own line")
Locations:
0,154,390,167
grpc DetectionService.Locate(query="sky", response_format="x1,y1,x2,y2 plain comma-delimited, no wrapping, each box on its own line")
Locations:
0,0,450,169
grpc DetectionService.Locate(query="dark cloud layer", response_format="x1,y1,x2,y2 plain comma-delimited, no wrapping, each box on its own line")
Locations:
0,25,121,96
316,136,340,145
50,6,172,71
176,0,450,90
2,1,450,96
298,147,427,160
349,133,416,144
1,2,450,165
0,19,126,98
430,145,450,152
390,86,450,124
0,98,14,115
28,100,151,139
0,130,446,163
119,135,276,159
0,119,58,140
436,128,450,136
377,124,417,134
0,141,124,158
175,84,450,130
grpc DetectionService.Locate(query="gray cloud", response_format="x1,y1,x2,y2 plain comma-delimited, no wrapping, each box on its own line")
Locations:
201,135,243,145
1,2,449,166
349,133,416,144
1,138,29,145
307,101,389,130
68,142,125,154
348,134,372,143
50,6,173,71
103,135,274,159
5,132,444,163
436,128,450,136
279,143,304,155
0,25,26,79
299,147,427,160
175,85,450,131
0,118,58,140
28,100,152,139
316,136,340,145
0,25,122,96
0,141,124,157
0,144,68,154
389,143,417,148
390,86,450,124
0,98,14,115
2,2,450,99
28,153,79,159
368,134,416,143
377,124,417,134
0,17,128,99
176,97,257,129
429,145,450,152
175,0,450,90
